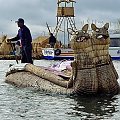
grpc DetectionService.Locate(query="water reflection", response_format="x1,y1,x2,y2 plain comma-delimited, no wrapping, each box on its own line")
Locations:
68,95,119,119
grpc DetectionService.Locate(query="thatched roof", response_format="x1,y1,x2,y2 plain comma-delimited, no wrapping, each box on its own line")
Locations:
0,38,2,43
0,35,7,43
32,36,49,44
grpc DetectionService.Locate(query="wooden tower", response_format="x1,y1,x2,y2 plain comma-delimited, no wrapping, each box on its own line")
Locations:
54,0,76,48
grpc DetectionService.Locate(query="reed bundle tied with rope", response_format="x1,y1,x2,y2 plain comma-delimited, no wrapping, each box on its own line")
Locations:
73,67,98,94
96,63,119,94
91,23,119,94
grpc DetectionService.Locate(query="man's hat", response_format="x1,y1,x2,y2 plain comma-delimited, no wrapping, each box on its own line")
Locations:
15,18,24,23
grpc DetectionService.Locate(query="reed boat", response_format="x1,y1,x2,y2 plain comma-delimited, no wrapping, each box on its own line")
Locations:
5,23,119,96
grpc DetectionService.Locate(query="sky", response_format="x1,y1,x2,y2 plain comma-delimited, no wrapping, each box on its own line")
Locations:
0,0,120,39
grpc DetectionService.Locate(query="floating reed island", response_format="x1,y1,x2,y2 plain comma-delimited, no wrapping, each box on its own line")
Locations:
5,23,119,96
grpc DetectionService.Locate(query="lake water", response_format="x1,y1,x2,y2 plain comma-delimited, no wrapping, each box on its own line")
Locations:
0,60,120,120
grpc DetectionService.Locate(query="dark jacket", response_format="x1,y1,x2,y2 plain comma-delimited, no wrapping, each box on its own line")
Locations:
49,35,56,44
11,25,32,47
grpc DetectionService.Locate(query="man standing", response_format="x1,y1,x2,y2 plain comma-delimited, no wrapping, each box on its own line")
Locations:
49,33,56,48
8,18,33,64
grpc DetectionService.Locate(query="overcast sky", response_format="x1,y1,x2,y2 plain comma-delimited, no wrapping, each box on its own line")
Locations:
0,0,120,38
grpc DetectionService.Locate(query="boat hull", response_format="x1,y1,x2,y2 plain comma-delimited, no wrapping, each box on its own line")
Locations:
5,71,73,94
42,47,120,60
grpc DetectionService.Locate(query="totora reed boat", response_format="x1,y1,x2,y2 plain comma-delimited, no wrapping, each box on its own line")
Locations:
5,23,119,96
